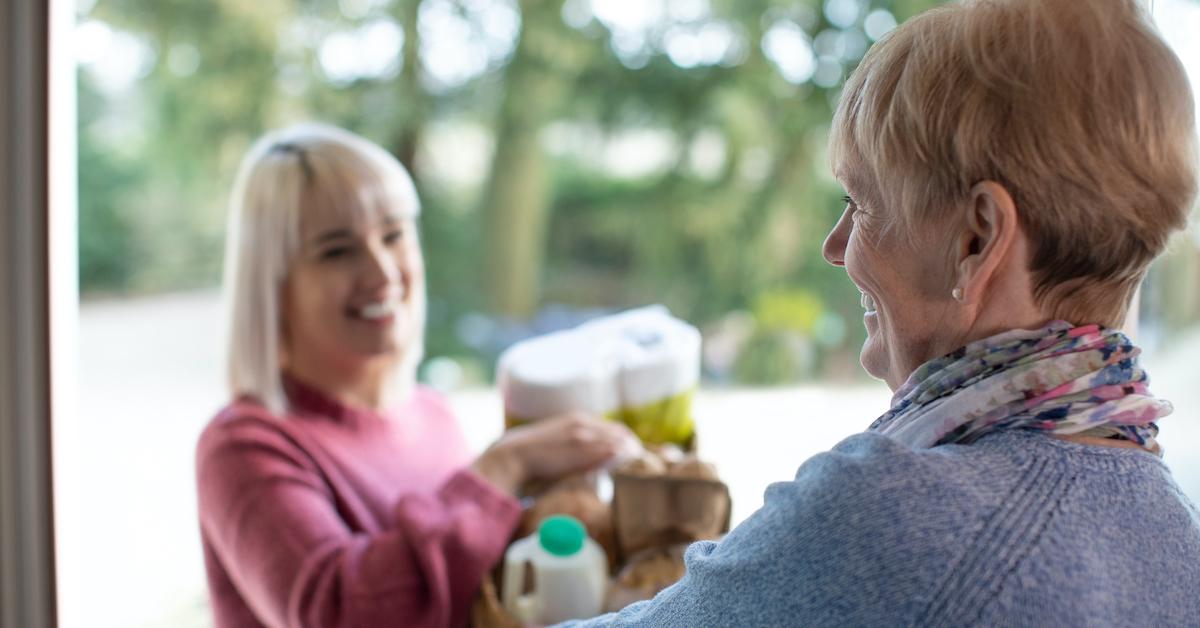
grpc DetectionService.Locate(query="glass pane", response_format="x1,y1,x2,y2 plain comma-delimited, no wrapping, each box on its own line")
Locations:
65,0,1200,625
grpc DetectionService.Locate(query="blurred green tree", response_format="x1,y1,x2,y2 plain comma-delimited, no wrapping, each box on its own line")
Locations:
80,0,1196,385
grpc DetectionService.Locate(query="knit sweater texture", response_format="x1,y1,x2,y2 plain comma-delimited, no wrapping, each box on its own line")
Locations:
562,430,1200,627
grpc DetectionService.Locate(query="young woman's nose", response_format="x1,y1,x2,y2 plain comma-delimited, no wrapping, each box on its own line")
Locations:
361,242,403,292
822,208,851,267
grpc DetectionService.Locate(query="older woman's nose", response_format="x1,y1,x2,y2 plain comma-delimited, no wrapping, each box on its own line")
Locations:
822,211,850,267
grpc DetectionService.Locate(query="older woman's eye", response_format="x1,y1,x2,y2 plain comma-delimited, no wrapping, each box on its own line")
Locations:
842,195,860,217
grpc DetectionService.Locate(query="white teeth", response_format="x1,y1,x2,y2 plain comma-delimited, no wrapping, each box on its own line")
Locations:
359,302,395,319
860,292,876,312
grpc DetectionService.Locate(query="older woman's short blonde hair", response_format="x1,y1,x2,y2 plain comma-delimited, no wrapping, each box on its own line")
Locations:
223,123,423,413
830,0,1198,327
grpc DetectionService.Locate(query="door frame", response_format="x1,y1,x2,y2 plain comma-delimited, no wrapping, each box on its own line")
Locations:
0,0,73,625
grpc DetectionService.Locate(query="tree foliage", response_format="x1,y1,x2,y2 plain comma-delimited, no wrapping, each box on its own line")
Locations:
94,0,1196,387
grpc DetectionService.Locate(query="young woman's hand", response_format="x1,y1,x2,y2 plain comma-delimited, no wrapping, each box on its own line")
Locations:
471,412,638,494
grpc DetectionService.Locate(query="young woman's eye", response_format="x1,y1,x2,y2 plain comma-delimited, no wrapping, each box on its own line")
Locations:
383,229,404,245
319,246,352,261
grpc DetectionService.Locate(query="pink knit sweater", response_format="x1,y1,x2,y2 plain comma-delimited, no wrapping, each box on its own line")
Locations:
195,378,520,628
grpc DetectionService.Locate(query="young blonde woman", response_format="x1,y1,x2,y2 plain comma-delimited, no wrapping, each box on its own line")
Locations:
195,124,634,628
563,0,1200,625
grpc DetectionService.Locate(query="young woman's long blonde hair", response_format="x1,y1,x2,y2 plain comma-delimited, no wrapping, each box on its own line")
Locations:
223,123,424,413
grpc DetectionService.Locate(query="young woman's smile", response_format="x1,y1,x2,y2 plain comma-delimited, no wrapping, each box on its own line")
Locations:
283,205,424,380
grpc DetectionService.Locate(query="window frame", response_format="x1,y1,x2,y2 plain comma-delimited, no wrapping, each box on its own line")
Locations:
0,0,72,625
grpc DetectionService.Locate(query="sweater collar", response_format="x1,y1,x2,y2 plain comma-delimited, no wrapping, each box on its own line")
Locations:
282,373,394,425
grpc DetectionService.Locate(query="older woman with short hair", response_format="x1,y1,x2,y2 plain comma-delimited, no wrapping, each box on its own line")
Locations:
196,124,635,628
564,0,1200,625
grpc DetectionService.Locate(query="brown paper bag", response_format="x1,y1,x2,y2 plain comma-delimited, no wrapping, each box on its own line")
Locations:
604,543,690,612
473,466,732,626
471,577,525,628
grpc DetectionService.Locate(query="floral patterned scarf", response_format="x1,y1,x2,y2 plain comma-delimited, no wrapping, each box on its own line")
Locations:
868,321,1168,451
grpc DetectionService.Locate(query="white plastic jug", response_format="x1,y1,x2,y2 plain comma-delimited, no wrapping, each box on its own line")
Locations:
501,515,608,624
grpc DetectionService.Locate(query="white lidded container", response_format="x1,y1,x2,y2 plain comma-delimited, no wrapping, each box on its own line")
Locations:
580,306,701,411
501,515,608,624
497,305,701,445
498,327,623,423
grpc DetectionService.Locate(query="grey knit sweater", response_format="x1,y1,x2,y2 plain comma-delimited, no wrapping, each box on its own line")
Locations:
561,430,1200,627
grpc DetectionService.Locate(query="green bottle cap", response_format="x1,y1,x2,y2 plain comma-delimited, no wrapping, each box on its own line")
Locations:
538,514,586,557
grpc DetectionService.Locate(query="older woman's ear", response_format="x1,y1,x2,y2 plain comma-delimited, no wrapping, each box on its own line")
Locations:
953,181,1024,306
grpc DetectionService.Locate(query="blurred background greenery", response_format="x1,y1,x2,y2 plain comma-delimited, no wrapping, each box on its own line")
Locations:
76,0,1200,387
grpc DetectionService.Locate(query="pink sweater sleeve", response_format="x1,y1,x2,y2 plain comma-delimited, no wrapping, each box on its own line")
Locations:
196,416,521,628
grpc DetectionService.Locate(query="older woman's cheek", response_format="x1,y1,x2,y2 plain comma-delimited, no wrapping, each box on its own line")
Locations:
858,314,894,385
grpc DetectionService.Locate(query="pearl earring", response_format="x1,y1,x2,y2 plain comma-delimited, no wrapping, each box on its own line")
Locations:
952,287,964,302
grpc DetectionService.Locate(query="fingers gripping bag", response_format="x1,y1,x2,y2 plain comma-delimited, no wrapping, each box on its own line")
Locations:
497,305,701,447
